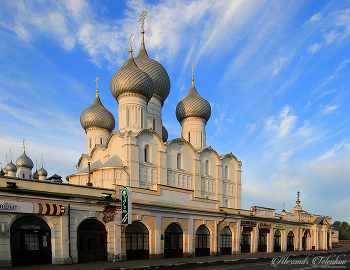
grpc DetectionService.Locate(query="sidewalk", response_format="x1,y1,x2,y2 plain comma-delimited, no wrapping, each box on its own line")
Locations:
6,245,350,270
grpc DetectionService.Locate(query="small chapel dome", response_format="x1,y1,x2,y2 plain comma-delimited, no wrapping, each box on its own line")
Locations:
5,162,17,172
16,151,34,169
32,170,39,179
120,29,170,104
38,167,48,177
175,77,211,123
80,88,115,132
110,46,154,102
162,125,168,142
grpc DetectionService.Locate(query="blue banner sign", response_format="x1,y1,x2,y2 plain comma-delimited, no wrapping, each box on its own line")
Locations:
121,187,132,225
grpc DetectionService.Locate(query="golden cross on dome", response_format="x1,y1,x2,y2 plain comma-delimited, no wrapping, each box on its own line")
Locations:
138,10,148,31
95,77,99,90
191,65,196,79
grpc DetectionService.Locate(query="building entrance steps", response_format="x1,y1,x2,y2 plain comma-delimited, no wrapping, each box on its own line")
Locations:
3,245,350,270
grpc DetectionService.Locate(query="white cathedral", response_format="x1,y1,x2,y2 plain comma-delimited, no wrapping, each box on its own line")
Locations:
67,25,242,210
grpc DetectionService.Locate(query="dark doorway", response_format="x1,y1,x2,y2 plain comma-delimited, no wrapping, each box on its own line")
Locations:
126,222,149,260
164,223,183,258
287,231,294,251
258,230,268,252
195,225,210,256
220,226,232,255
77,219,107,263
274,230,281,252
11,216,52,267
241,228,251,253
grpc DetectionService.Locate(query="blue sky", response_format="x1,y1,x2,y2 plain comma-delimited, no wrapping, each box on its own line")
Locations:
1,0,349,223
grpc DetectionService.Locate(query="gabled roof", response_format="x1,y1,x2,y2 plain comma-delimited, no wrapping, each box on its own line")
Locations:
103,154,123,167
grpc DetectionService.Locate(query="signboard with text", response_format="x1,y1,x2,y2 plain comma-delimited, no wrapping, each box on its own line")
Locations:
241,220,257,227
121,187,132,225
273,224,286,230
0,200,64,215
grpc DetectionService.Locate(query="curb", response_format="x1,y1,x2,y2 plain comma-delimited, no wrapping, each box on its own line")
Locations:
108,250,350,270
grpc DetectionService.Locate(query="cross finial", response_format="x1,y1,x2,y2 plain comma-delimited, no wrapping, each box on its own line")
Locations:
191,65,196,80
138,10,148,31
95,77,99,91
23,138,25,153
283,202,285,211
297,191,300,201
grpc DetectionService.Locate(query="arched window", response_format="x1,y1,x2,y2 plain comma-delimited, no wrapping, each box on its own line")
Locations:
153,119,155,130
144,145,149,163
177,153,181,169
225,199,228,207
100,138,103,145
188,132,191,143
201,132,203,147
205,160,209,175
89,138,91,148
225,165,228,180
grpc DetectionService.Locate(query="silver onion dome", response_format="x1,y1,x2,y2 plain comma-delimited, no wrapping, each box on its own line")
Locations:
80,90,115,132
16,151,34,169
176,78,211,123
110,47,154,102
38,167,48,177
5,161,17,172
32,170,39,179
126,30,170,103
162,125,168,142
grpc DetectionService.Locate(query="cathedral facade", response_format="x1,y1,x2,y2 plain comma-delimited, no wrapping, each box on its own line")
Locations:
0,14,333,267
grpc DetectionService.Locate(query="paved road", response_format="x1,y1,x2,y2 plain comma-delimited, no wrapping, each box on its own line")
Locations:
168,253,350,270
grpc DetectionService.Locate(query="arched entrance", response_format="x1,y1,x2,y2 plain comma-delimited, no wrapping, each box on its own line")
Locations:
164,223,183,258
258,229,269,252
220,226,232,255
287,231,294,251
10,216,52,266
274,230,281,252
125,222,149,260
195,225,210,256
77,219,107,263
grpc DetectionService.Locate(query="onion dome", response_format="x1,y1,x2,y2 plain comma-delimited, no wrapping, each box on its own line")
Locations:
32,170,39,179
162,125,168,142
176,77,211,123
16,149,34,169
5,161,17,172
110,45,154,102
80,87,115,132
132,29,170,104
38,167,48,177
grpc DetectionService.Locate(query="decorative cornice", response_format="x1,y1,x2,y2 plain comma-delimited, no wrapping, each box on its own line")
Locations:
117,92,149,103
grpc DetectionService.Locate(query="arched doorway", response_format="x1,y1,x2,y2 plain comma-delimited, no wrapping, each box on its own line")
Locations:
164,223,183,258
195,225,210,256
77,219,107,263
10,216,52,266
125,222,149,260
220,226,232,255
287,231,294,251
274,230,281,252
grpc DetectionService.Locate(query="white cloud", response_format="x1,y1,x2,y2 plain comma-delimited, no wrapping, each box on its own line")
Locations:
245,123,256,131
309,13,321,22
323,30,338,44
307,42,322,55
324,105,340,114
265,106,297,138
272,56,289,76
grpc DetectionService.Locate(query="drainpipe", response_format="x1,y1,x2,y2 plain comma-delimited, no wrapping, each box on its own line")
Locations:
68,204,71,260
217,209,228,255
123,166,130,187
86,162,92,186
